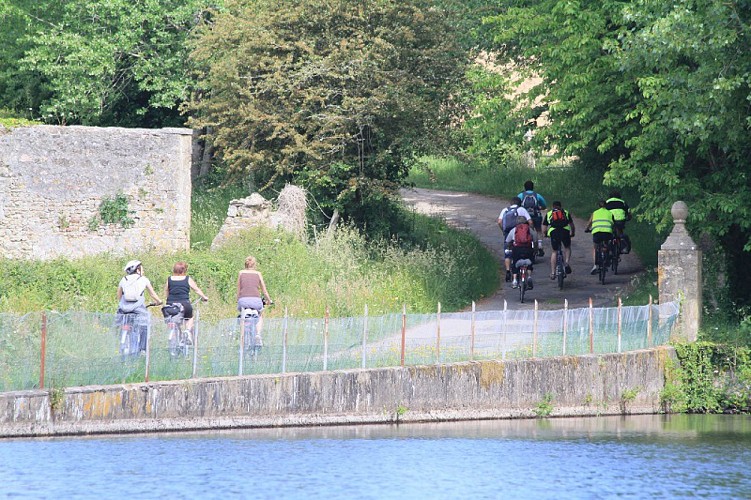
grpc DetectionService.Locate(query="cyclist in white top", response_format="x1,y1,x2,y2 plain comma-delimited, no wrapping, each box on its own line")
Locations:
497,197,532,283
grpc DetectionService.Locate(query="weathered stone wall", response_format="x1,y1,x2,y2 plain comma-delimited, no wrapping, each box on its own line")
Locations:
0,125,192,260
0,347,674,437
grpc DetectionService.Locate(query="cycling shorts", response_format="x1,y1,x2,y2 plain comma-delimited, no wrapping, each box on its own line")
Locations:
613,220,626,233
592,232,612,245
530,215,543,231
549,228,571,251
238,296,264,313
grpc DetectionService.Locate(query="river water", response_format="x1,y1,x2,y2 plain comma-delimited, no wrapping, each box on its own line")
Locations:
1,414,750,499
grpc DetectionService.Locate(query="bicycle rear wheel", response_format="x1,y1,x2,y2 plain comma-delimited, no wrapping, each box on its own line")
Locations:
599,246,607,285
519,269,527,303
557,252,565,290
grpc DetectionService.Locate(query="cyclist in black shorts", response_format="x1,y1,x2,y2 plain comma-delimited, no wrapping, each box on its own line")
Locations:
543,201,575,280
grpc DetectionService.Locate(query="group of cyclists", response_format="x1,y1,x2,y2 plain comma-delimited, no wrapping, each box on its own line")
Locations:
116,256,273,355
497,180,631,290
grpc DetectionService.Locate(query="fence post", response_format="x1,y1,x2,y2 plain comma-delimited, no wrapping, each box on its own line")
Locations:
617,297,623,353
40,312,47,389
361,305,368,369
282,307,288,374
647,295,653,348
401,304,406,367
144,322,151,383
533,300,539,357
436,302,441,364
503,300,508,361
238,314,245,376
192,308,199,378
323,306,329,371
589,298,594,354
470,301,476,361
563,299,568,356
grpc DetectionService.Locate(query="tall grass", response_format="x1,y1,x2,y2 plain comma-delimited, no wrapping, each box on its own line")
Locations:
0,216,497,319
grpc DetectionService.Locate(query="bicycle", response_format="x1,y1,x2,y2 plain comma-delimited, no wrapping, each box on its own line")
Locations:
516,258,533,303
554,246,566,290
161,299,202,359
117,302,158,360
609,235,621,275
596,239,611,285
239,300,273,359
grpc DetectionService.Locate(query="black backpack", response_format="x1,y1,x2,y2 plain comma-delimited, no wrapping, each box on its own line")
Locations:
522,192,540,216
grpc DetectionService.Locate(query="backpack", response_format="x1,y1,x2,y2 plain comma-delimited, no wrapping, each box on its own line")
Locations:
513,223,533,247
550,208,568,229
522,192,540,216
502,206,519,233
121,275,146,302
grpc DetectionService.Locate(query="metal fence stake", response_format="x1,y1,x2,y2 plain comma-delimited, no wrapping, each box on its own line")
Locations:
563,299,568,356
436,302,441,364
282,307,288,374
589,298,594,354
40,312,47,389
470,301,476,361
617,297,623,353
533,300,539,357
503,300,508,361
192,308,199,378
647,295,653,348
323,306,329,371
361,305,368,369
401,304,406,367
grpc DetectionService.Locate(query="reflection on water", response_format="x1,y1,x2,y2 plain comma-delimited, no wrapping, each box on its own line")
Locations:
2,415,751,499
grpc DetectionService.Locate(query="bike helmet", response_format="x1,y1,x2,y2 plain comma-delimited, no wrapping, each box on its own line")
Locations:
124,260,142,275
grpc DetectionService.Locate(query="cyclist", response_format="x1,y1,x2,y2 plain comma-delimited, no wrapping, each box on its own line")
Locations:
117,260,162,353
505,215,537,289
163,261,209,342
498,197,532,283
518,180,547,257
543,201,575,280
605,190,632,254
584,200,614,275
237,255,273,337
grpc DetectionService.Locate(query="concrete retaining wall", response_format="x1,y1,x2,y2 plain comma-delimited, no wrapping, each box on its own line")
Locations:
0,125,192,259
0,347,674,437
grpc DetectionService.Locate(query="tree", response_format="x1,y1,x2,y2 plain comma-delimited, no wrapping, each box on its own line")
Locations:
486,0,751,306
186,0,468,234
0,0,216,126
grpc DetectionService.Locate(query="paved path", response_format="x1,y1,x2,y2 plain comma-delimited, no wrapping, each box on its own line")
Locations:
401,187,644,311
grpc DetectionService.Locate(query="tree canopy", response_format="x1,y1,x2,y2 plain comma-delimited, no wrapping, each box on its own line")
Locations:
485,0,751,247
186,0,468,233
0,0,215,126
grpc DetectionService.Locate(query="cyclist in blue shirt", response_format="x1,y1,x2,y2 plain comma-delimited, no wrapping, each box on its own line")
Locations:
518,180,547,256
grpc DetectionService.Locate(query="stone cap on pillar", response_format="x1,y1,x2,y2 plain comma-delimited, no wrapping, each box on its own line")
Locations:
661,201,697,250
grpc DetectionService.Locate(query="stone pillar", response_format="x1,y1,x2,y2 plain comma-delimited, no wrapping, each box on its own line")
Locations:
658,201,701,342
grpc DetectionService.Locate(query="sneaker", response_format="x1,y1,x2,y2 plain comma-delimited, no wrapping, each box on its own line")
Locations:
511,281,519,289
550,274,556,280
565,265,572,274
590,265,599,275
505,270,512,282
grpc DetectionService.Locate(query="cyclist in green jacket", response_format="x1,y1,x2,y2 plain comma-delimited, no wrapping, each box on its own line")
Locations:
584,200,614,275
605,190,632,253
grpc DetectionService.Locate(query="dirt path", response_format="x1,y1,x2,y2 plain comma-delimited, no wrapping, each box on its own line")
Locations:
401,187,644,311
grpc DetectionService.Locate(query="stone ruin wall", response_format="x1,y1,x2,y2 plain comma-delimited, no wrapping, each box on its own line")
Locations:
0,125,193,260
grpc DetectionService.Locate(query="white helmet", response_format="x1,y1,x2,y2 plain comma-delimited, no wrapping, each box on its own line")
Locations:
124,260,142,275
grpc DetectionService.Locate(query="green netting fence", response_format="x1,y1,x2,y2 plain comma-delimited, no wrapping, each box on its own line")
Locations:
0,301,679,392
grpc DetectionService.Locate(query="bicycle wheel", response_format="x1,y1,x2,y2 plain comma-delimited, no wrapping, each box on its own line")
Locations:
168,324,179,357
599,245,607,285
557,251,565,290
611,242,620,275
519,269,527,303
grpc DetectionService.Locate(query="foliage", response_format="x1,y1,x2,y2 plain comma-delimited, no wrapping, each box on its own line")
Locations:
0,0,216,126
484,0,751,306
186,0,468,236
0,109,39,128
663,342,751,414
91,192,135,229
533,393,554,417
